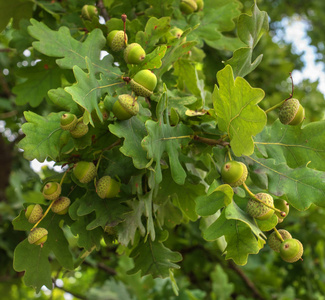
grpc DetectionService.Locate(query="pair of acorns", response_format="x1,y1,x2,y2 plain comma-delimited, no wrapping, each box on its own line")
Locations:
268,229,304,263
221,161,288,222
27,161,120,246
180,0,204,15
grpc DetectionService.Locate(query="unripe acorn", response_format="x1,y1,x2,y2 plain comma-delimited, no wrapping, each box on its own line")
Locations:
96,176,120,199
112,94,139,120
195,0,204,11
279,98,305,126
25,204,43,224
73,161,97,184
246,193,274,220
221,161,248,187
274,199,289,222
28,228,48,245
180,0,197,15
130,69,157,98
60,113,78,131
280,238,304,263
124,43,146,64
51,196,71,215
107,30,128,52
81,5,98,21
268,229,292,252
70,121,88,138
43,182,61,201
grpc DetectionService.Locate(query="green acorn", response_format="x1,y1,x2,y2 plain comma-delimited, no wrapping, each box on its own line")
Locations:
124,43,146,64
130,69,157,98
268,229,292,252
73,161,97,184
107,30,127,52
25,204,43,224
195,0,204,11
81,5,98,21
180,0,197,15
96,176,120,199
51,196,71,215
221,161,248,187
274,199,290,223
28,228,48,245
70,121,88,138
279,98,305,125
60,113,78,131
246,193,274,220
112,94,139,120
42,182,61,201
280,238,304,263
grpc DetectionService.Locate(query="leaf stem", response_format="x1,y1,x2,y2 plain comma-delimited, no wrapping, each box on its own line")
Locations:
192,135,230,147
265,100,286,114
273,227,285,243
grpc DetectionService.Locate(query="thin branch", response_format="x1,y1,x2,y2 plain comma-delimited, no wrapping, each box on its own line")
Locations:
228,261,265,300
0,73,12,98
83,260,117,275
97,0,109,22
52,279,87,300
193,135,230,147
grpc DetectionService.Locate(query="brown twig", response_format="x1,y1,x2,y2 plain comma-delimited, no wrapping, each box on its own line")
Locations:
228,261,265,300
52,279,87,300
103,139,122,151
0,72,12,98
193,135,230,147
97,0,109,22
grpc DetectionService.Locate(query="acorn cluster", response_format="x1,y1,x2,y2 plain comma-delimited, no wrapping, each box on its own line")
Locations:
220,160,303,263
26,160,121,247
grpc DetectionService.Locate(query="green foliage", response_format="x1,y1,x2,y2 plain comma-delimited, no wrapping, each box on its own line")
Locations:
1,0,325,299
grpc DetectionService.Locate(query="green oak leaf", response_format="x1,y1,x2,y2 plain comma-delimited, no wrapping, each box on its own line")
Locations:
255,119,325,171
138,189,156,241
18,111,66,162
13,239,52,293
116,200,146,246
13,212,74,292
48,87,80,115
0,0,33,32
156,199,183,229
13,61,63,107
196,184,234,217
224,220,260,265
255,214,278,232
76,190,130,230
225,200,266,239
226,2,269,77
247,155,325,211
109,117,150,169
127,236,182,278
213,65,266,156
136,17,171,52
69,198,103,251
28,19,115,74
65,57,124,126
141,117,193,185
210,265,234,300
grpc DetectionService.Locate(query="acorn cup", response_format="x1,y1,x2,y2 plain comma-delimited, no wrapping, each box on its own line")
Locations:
268,229,292,252
107,30,128,52
280,238,304,263
246,193,274,220
81,5,98,21
28,228,48,245
112,94,139,120
180,0,197,15
51,196,71,215
60,113,78,131
25,204,43,224
73,161,97,184
130,69,157,98
70,121,89,138
279,98,305,125
221,161,248,187
96,176,120,199
124,43,146,64
42,182,61,201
